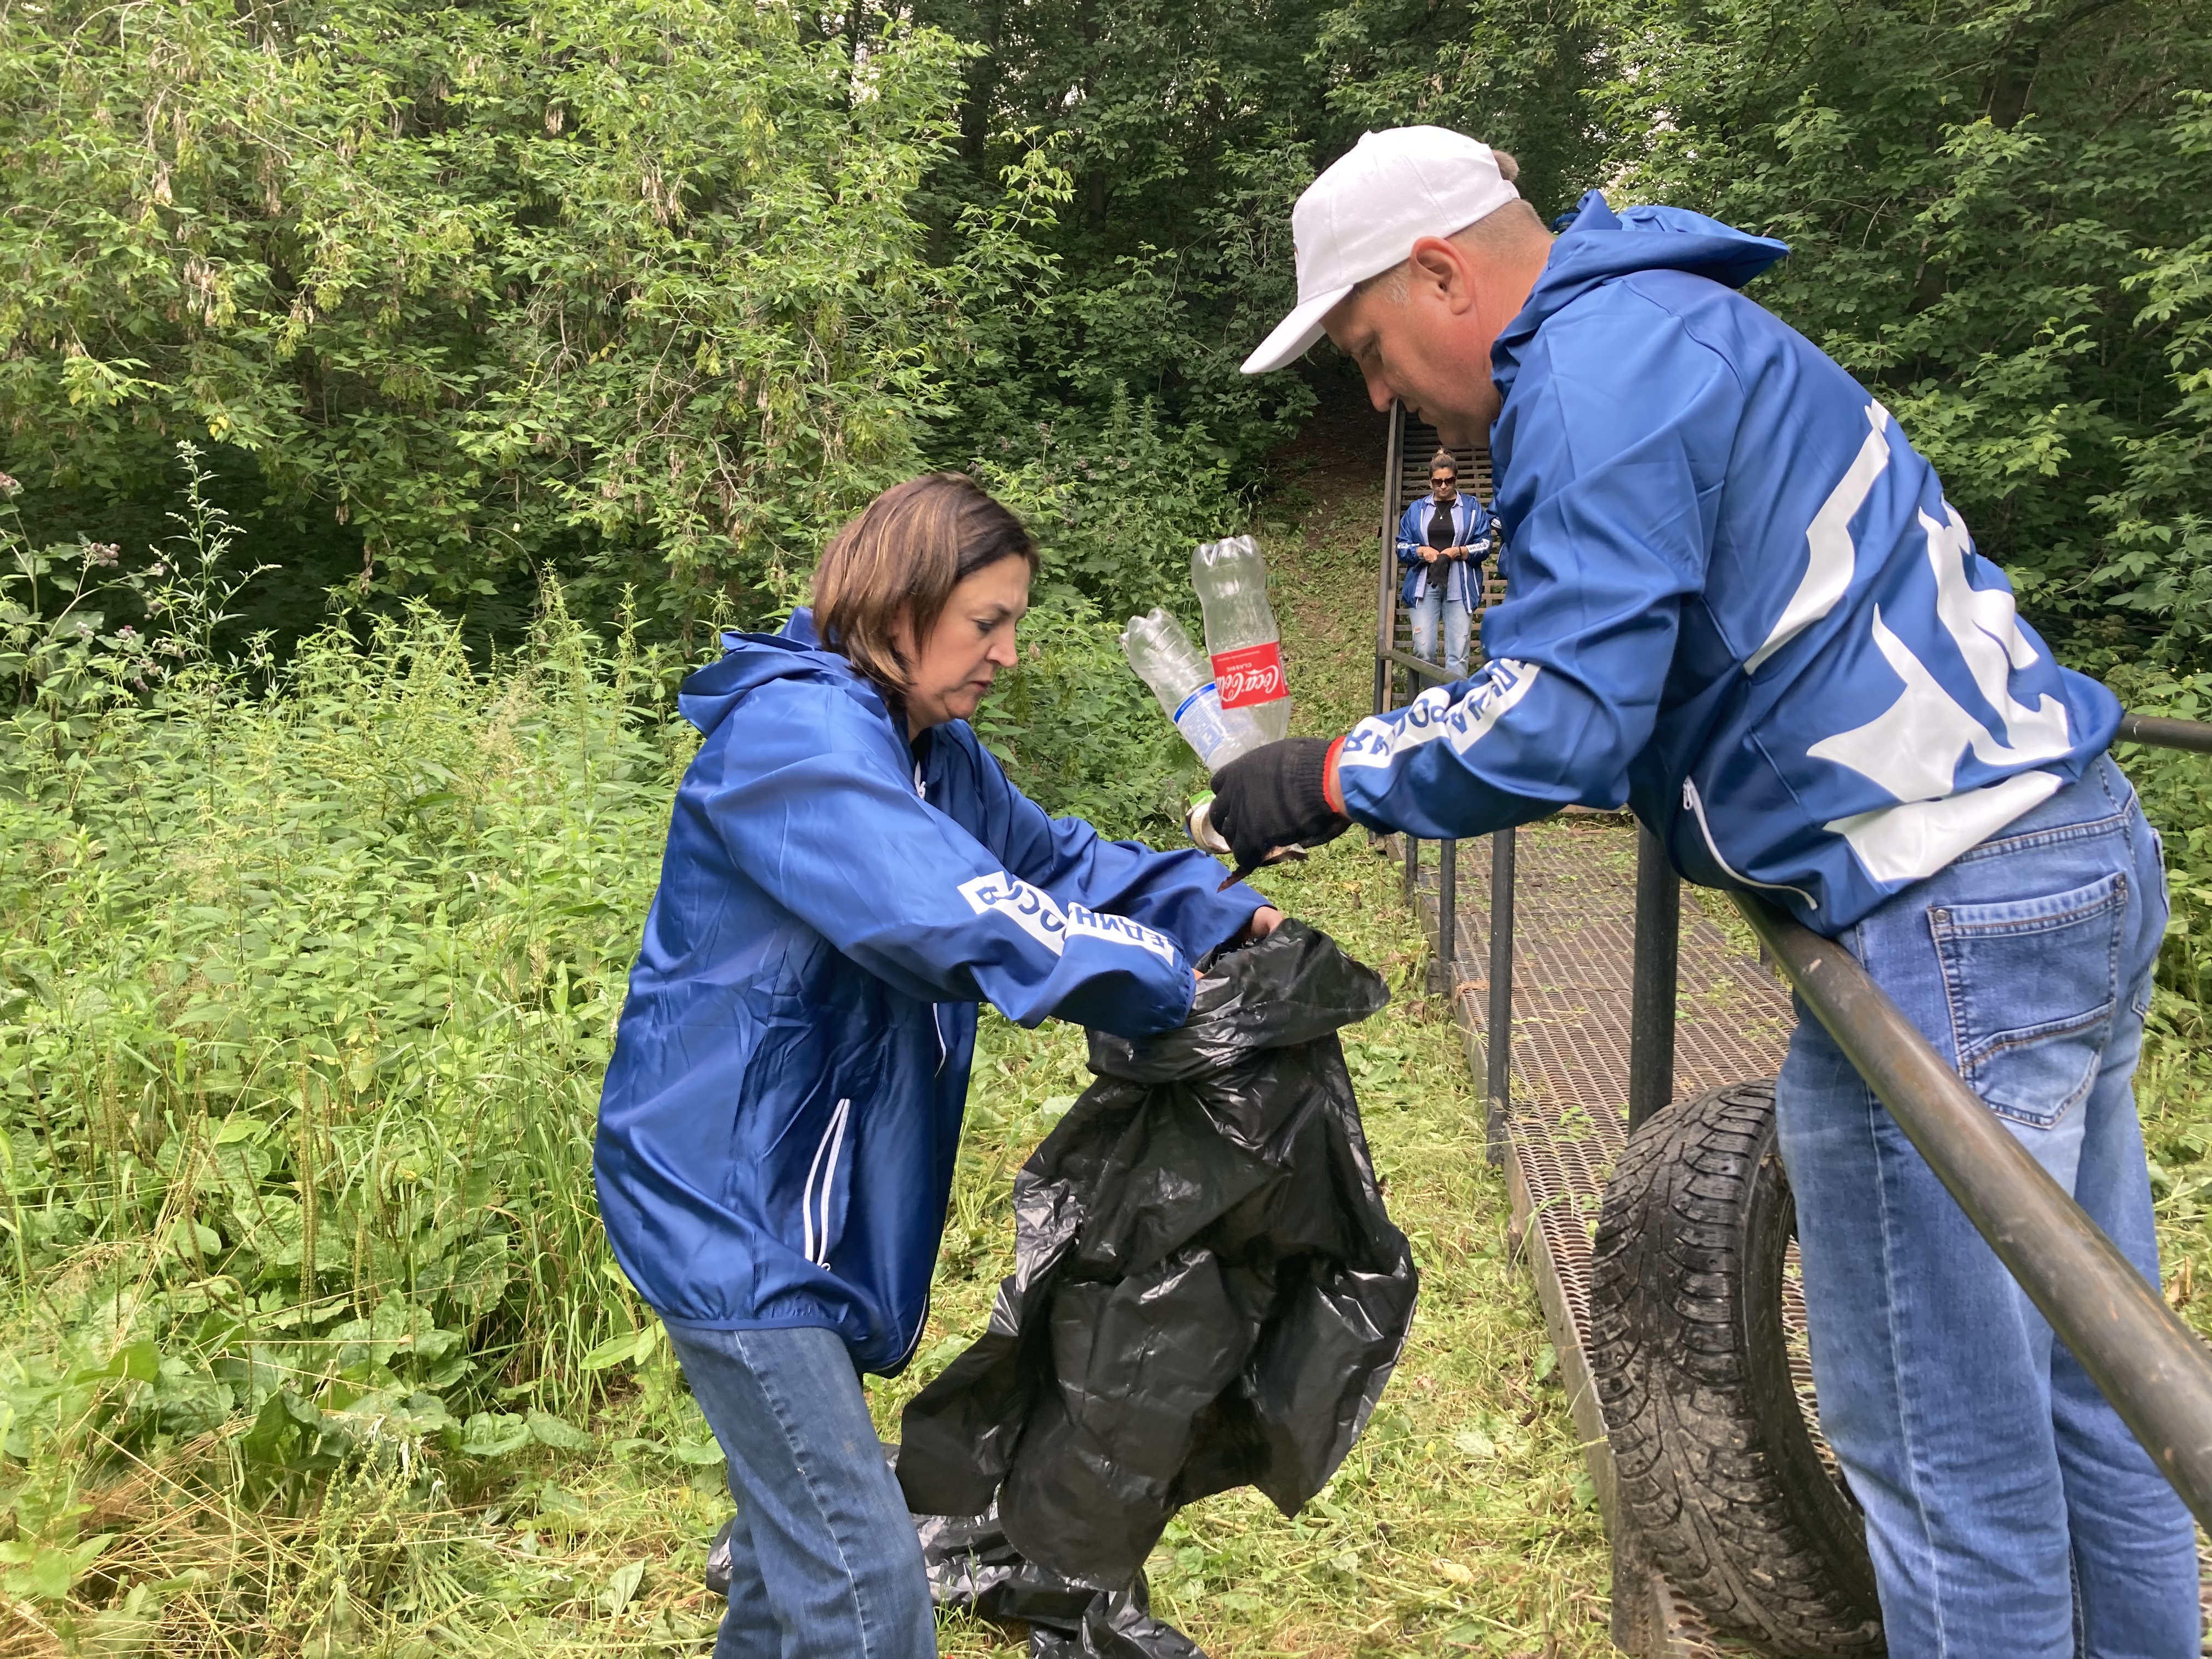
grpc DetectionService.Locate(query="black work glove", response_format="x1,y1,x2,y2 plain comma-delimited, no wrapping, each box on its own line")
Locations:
1209,737,1352,871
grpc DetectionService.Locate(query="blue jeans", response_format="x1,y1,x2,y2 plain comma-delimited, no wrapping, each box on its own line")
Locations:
1409,580,1472,679
1775,754,2200,1658
667,1324,936,1659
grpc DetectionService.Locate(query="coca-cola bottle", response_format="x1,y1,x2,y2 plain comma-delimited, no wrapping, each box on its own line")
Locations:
1118,608,1270,771
1190,535,1291,744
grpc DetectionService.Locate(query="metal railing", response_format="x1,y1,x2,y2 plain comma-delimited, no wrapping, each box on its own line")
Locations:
1734,870,2212,1524
1370,487,2212,1527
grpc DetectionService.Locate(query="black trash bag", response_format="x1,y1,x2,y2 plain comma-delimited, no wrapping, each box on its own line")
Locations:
917,1506,1205,1658
897,921,1417,1590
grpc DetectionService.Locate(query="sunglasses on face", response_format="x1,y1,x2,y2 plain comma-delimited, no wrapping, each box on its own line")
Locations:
1431,476,1457,490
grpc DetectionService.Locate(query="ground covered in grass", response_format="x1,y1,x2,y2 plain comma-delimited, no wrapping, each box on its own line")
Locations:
899,828,1610,1659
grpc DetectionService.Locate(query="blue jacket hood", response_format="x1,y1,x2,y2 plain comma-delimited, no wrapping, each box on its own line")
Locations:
1494,192,1788,402
675,607,854,741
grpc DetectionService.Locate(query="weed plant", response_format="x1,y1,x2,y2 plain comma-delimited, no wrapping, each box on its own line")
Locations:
0,469,714,1643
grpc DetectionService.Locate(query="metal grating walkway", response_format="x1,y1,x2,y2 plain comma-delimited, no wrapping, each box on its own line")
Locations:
1409,815,1795,1656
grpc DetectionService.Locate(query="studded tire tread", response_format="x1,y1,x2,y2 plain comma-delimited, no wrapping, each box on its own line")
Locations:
1590,1078,1885,1658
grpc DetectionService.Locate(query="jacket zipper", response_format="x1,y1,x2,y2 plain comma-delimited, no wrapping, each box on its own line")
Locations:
1680,779,1818,910
800,1098,852,1266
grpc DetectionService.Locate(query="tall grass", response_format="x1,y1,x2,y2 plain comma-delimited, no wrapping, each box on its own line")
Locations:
0,569,721,1633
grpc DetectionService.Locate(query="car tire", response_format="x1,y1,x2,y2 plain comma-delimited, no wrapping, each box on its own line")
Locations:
1590,1077,1886,1657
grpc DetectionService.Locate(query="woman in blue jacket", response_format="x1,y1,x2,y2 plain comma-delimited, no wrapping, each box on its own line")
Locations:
1395,449,1494,680
595,473,1275,1659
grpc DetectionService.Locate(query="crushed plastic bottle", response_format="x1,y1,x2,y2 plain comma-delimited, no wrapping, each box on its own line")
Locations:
1118,608,1270,772
1190,535,1290,744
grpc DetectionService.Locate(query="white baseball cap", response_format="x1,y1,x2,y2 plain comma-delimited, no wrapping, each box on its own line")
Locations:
1240,126,1521,375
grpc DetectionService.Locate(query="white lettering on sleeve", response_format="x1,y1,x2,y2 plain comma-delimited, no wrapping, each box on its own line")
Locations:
1065,906,1180,964
1338,661,1543,771
957,873,1068,955
957,874,1180,966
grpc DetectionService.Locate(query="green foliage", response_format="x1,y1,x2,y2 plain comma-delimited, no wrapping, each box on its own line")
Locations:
977,387,1245,619
0,0,1054,623
1596,0,2212,667
910,0,1617,488
0,567,681,1432
2105,665,2212,1002
975,590,1202,839
1313,0,1611,219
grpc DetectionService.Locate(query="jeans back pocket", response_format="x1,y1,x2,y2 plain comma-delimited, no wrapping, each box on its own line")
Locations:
1929,872,2126,1129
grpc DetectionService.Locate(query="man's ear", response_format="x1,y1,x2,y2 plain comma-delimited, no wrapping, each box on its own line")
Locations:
1407,235,1479,316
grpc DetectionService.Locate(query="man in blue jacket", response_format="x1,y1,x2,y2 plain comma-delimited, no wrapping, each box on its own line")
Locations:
1218,126,2197,1656
1398,450,1496,679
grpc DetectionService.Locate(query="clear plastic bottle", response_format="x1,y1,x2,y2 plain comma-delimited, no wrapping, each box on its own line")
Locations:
1118,608,1271,771
1190,534,1291,743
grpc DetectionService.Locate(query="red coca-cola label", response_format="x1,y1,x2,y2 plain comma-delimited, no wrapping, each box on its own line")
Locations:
1211,642,1287,708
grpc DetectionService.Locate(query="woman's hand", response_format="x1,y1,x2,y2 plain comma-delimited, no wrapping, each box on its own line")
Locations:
1235,906,1286,944
1418,546,1439,563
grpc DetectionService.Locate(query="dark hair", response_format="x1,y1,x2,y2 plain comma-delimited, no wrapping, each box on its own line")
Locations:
812,473,1039,696
1429,449,1459,477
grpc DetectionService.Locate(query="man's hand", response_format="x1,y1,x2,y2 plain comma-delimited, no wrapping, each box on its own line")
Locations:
1209,738,1351,870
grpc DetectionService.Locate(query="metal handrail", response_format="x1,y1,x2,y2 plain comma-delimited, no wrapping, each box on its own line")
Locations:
1380,648,1456,685
1734,884,2212,1528
2120,713,2212,755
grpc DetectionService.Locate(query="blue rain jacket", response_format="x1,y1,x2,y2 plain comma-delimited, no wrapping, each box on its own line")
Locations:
1396,496,1497,610
595,612,1266,1373
1338,194,2118,935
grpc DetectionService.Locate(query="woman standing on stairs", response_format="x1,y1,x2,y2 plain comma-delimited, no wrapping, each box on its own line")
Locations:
1397,449,1495,680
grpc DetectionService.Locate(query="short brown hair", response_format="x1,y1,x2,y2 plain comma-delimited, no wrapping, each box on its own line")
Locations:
812,473,1038,697
1430,449,1459,476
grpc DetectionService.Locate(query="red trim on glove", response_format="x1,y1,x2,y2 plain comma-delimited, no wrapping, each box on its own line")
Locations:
1322,735,1347,816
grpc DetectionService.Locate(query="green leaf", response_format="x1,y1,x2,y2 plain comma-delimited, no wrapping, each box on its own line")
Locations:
460,1411,533,1458
68,1340,160,1387
1451,1427,1496,1461
8,1532,114,1601
598,1558,646,1616
578,1329,650,1372
526,1408,591,1451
